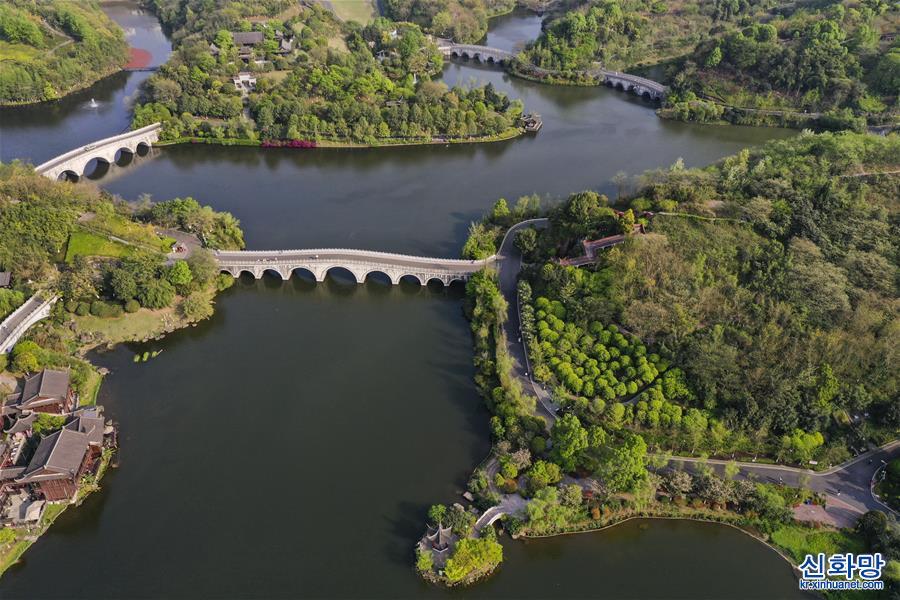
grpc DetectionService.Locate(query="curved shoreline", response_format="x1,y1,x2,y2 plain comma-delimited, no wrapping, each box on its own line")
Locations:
518,515,803,577
0,60,130,108
154,127,526,149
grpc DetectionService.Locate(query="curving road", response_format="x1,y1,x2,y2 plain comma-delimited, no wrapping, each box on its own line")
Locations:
496,219,899,522
669,443,900,519
496,218,559,424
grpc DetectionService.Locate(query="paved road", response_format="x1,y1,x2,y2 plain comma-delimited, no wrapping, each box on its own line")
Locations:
0,295,54,354
496,219,898,521
215,248,494,274
670,442,900,518
496,219,558,425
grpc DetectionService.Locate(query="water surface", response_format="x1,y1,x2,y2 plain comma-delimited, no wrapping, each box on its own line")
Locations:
0,8,806,599
0,1,171,165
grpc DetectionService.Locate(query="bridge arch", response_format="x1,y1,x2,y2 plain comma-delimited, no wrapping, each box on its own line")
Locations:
363,269,393,285
324,266,364,284
255,268,287,281
57,169,80,182
35,123,162,181
397,274,424,286
289,266,317,281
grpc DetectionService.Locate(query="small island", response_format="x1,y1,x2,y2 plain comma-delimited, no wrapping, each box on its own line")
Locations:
132,3,528,147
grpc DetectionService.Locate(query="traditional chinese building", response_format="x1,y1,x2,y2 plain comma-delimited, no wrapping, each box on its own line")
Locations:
3,369,76,417
14,415,103,502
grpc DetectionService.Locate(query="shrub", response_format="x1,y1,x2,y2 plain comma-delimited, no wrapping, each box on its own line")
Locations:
124,299,140,313
90,300,123,318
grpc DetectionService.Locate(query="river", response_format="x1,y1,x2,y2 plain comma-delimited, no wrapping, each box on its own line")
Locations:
0,3,807,598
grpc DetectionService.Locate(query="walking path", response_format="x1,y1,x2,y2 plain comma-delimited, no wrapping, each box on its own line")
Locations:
494,218,899,525
0,295,57,354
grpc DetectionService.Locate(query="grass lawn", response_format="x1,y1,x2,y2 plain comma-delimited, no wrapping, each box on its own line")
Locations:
75,304,185,346
86,211,173,253
0,41,42,62
330,0,376,24
79,369,104,407
64,231,134,263
770,524,866,564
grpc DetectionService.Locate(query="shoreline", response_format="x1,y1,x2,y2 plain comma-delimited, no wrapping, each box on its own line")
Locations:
516,514,803,577
0,60,130,108
154,127,526,149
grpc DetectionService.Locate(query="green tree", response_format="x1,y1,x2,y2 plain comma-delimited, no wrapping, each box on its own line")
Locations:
594,431,647,493
550,413,589,472
443,538,503,584
514,227,538,256
108,268,138,302
491,198,511,223
527,460,562,494
137,279,176,309
166,260,193,293
427,504,447,525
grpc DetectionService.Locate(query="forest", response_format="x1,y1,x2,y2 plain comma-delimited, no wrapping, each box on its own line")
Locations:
383,0,516,44
0,0,130,104
132,3,525,144
484,132,898,467
517,0,898,125
668,0,899,125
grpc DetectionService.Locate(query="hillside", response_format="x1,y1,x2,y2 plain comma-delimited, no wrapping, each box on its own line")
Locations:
0,0,130,104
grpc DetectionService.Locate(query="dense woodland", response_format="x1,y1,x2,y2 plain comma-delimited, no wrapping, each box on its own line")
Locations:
134,2,524,144
668,0,899,125
383,0,516,43
516,0,898,125
0,0,130,104
514,132,898,466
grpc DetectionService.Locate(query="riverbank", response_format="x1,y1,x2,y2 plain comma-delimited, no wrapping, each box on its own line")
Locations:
0,433,117,576
0,60,129,108
154,127,526,150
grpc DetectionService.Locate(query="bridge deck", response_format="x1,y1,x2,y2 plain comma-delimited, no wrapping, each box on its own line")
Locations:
34,122,162,176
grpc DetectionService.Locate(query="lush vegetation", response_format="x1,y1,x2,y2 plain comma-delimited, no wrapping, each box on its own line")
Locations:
518,0,783,74
518,132,898,466
383,0,516,43
668,1,899,127
443,535,504,584
0,162,241,372
514,0,898,126
878,459,900,511
133,3,526,145
0,0,129,104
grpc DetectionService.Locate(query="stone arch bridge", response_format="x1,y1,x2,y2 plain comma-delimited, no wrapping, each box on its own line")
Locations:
438,41,516,65
436,40,667,100
34,123,162,180
215,249,495,286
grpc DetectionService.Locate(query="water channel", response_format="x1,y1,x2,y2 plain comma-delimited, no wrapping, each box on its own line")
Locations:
0,3,808,598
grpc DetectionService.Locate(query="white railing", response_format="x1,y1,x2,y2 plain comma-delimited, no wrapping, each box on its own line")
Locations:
34,123,162,175
0,295,57,354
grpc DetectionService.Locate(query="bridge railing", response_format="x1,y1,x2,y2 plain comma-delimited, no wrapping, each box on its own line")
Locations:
34,122,162,174
600,70,667,92
214,248,497,267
